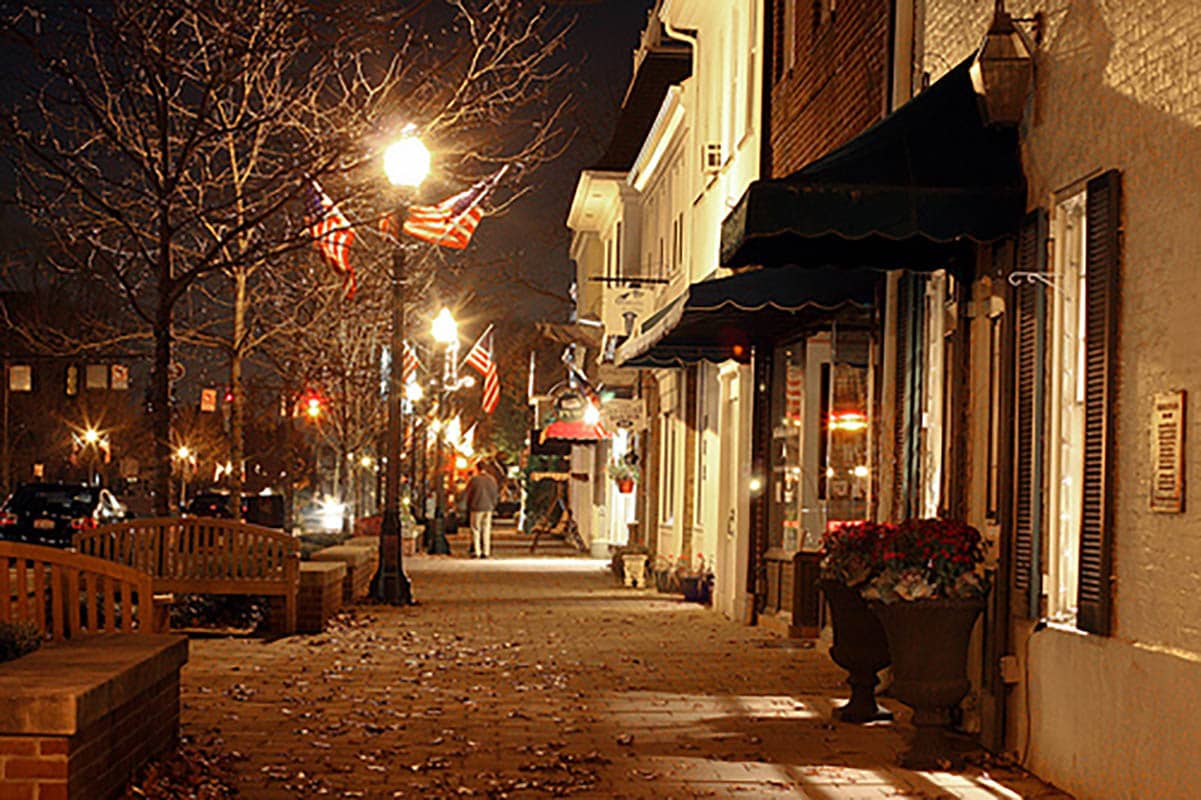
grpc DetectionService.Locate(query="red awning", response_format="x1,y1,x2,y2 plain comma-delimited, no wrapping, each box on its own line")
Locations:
540,420,609,444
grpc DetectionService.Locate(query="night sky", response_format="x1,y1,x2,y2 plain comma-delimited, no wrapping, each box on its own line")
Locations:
471,0,655,325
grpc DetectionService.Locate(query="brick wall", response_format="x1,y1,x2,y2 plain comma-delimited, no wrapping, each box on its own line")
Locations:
768,0,892,176
0,673,179,800
298,561,346,633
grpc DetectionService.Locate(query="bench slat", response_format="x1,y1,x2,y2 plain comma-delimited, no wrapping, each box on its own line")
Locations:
67,567,80,635
0,561,10,618
15,558,27,621
50,563,64,640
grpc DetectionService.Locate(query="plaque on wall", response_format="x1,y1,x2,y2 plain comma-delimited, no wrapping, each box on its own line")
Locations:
1151,391,1185,513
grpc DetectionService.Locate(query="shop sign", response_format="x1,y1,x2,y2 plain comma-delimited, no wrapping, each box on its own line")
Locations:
1151,390,1185,513
603,398,645,430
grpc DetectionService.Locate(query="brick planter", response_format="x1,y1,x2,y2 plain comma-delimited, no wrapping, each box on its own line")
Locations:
298,561,347,633
311,545,378,603
347,533,419,557
0,635,188,800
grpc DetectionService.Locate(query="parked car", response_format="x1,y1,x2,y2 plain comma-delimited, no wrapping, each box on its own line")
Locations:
184,491,287,530
0,483,127,547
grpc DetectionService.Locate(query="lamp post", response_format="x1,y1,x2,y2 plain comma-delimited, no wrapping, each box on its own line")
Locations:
427,307,458,555
175,445,192,510
376,131,430,605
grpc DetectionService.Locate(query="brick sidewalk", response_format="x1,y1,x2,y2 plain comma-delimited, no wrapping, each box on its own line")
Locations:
181,554,1072,799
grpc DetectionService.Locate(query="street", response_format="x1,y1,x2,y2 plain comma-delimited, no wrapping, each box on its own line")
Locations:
180,527,1070,799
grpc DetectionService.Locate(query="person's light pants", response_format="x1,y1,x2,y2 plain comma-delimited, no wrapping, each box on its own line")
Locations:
470,511,493,557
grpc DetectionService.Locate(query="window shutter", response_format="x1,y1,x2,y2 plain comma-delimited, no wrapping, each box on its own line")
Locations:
893,274,924,521
1077,170,1121,636
1011,209,1048,620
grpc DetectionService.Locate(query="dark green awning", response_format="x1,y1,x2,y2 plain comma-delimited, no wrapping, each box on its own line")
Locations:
721,56,1025,271
617,267,878,368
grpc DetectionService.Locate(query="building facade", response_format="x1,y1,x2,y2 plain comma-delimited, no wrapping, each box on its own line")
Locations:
568,0,764,620
908,2,1201,796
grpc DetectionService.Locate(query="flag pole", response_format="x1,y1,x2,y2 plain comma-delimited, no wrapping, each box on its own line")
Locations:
460,323,495,372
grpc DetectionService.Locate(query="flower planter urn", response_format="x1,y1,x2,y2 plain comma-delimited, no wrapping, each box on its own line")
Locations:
616,478,635,494
818,579,893,724
680,574,713,604
869,597,985,769
621,553,648,588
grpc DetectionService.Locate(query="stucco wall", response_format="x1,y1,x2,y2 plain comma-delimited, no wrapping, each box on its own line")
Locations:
922,1,1201,795
1029,629,1201,799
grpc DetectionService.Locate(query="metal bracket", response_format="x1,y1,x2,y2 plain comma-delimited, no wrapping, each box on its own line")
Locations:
1007,271,1059,290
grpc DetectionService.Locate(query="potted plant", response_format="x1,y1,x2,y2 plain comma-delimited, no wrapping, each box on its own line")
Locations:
676,555,714,605
819,521,895,723
652,554,679,593
607,461,639,494
862,518,990,769
613,543,650,588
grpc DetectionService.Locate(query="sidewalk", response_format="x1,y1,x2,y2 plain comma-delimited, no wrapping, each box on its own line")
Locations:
180,550,1072,799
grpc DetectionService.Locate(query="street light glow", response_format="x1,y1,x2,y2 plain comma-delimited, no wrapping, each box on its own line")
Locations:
431,307,458,344
176,445,191,460
383,134,430,188
82,428,101,444
583,403,600,425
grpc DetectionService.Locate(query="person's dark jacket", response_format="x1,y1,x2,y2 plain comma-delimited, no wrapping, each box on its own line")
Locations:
464,472,499,513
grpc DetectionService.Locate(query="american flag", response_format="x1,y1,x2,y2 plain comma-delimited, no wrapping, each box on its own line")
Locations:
403,342,421,384
465,328,500,414
305,179,357,298
403,166,507,249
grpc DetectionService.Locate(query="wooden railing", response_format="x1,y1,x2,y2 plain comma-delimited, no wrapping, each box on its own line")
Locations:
74,517,299,633
1,541,158,641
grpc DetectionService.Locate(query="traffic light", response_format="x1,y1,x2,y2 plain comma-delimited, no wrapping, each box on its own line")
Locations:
298,389,324,420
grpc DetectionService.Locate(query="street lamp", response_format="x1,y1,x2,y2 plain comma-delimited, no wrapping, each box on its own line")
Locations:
376,129,429,605
76,427,109,486
970,0,1037,127
427,307,458,555
174,445,194,510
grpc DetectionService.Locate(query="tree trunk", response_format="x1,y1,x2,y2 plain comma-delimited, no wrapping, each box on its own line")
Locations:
230,268,247,514
152,309,173,517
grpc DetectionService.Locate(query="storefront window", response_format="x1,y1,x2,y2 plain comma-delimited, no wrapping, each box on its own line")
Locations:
825,359,870,528
768,330,872,554
769,345,805,551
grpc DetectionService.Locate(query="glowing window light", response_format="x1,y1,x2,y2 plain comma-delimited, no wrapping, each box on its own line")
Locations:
829,411,868,432
852,465,870,479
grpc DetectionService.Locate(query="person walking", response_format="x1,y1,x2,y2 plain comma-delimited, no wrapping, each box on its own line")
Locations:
464,464,499,558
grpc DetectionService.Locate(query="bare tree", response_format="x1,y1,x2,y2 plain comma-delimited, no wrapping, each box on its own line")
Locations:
2,0,572,514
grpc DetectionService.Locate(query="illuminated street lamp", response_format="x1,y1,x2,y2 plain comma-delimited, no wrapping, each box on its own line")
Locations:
376,129,430,606
174,445,195,509
75,427,109,485
426,307,459,556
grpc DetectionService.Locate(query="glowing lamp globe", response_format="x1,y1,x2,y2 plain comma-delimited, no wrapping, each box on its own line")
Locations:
431,308,458,344
384,136,430,188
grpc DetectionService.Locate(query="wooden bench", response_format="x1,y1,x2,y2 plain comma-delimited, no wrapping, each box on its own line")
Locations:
1,543,187,799
74,517,300,634
1,541,162,638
